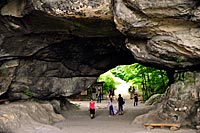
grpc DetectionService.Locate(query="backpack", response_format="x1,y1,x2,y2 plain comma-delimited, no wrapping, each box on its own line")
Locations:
122,99,125,105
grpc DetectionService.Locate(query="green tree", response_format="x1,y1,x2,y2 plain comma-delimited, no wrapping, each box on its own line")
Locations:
111,63,168,100
97,71,120,94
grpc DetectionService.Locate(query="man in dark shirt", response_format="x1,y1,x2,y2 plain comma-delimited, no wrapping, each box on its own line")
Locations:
134,92,138,106
97,86,102,103
118,94,124,115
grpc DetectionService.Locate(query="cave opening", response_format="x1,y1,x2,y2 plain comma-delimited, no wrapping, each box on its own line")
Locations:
98,63,169,102
67,62,171,123
80,63,170,105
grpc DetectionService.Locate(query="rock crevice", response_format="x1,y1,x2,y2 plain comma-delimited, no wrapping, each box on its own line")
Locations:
0,0,200,130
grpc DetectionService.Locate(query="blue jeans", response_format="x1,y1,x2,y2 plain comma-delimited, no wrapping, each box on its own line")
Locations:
109,105,114,115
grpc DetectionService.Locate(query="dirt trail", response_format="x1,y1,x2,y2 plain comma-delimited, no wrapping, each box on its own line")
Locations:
54,98,197,133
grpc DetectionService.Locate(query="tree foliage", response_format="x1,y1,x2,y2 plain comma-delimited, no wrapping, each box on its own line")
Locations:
111,63,169,100
97,71,121,94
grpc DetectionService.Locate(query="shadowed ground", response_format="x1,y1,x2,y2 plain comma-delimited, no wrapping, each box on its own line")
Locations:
54,98,197,133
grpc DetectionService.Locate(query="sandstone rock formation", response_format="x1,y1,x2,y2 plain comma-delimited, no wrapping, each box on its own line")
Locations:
0,101,64,132
0,0,200,130
134,72,200,128
0,0,134,100
114,0,200,69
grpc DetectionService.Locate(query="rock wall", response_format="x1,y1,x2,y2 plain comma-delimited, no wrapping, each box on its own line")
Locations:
0,101,65,132
114,0,200,69
0,0,200,128
134,71,200,128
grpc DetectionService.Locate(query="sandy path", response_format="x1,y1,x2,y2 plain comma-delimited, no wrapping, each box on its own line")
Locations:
54,99,197,133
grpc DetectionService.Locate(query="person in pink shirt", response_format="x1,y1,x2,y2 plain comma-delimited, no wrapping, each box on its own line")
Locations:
89,98,95,119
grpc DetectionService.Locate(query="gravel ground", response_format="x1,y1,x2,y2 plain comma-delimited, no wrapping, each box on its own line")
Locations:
53,98,198,133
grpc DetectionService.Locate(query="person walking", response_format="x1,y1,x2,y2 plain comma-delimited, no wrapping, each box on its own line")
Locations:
89,98,95,119
97,86,102,103
108,98,114,116
128,86,135,100
118,94,124,115
134,92,138,106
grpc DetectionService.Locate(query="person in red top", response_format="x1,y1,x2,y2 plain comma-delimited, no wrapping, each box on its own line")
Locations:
89,98,95,119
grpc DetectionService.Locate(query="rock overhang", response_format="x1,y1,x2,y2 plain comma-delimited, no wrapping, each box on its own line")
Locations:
1,0,200,100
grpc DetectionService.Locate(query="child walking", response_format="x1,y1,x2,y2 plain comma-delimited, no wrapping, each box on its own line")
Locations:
108,98,114,116
89,98,95,119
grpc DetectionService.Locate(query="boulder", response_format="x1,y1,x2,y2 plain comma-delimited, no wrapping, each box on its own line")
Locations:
0,101,65,132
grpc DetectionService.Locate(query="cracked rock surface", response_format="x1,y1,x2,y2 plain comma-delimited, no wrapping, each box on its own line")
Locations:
0,0,200,130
